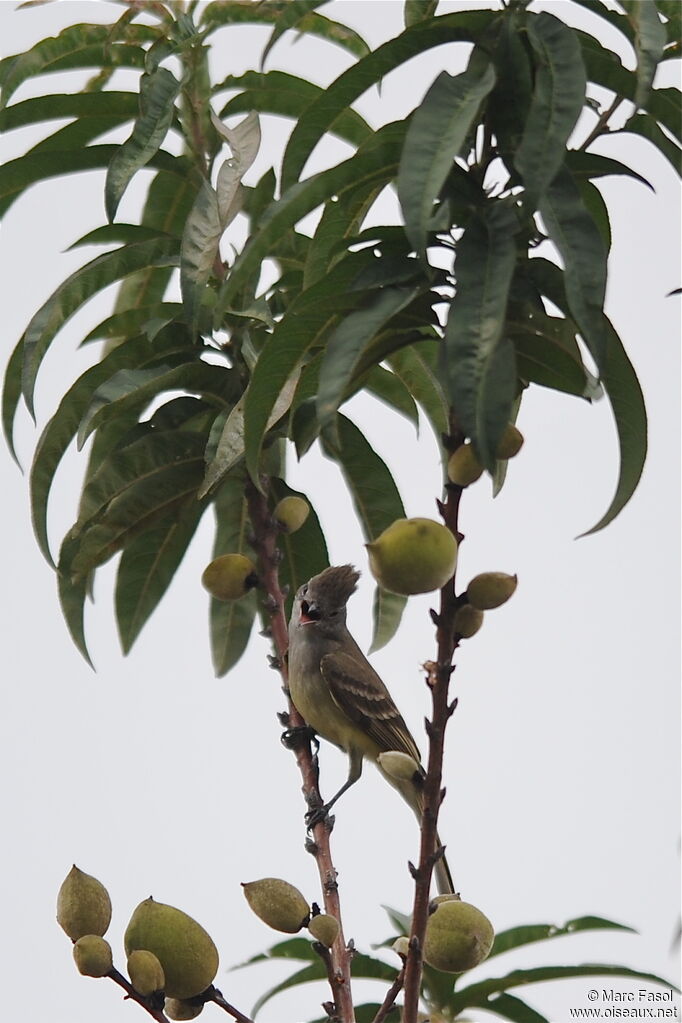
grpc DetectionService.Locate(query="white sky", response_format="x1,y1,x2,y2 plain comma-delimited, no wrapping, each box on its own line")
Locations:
0,2,680,1022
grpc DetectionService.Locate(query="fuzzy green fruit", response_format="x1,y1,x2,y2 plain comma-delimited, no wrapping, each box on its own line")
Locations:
73,935,113,977
453,604,484,639
165,999,204,1020
201,554,257,601
447,445,483,487
466,572,517,610
423,900,494,973
57,865,112,941
273,496,310,534
366,518,457,596
242,878,310,934
308,913,339,948
127,949,165,996
496,424,524,459
124,898,218,1000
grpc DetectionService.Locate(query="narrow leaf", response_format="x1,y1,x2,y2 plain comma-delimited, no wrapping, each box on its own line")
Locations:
2,338,24,464
362,364,419,430
387,340,449,442
404,0,438,27
515,12,586,211
116,498,206,653
105,67,181,221
616,112,682,175
180,180,222,331
209,476,258,677
398,59,496,258
442,202,518,469
0,90,139,133
489,916,636,959
565,148,654,192
57,543,93,668
577,179,612,253
260,1,327,68
281,8,497,191
317,284,423,425
81,303,183,345
322,415,408,650
370,587,408,654
21,237,180,416
539,165,608,372
486,993,549,1023
623,0,667,108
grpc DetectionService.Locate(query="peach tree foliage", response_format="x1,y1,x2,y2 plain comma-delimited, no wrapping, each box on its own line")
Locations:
1,1,680,1022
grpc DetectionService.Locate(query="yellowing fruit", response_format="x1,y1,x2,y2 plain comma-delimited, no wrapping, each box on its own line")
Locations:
447,445,483,487
242,878,310,934
366,518,457,595
201,553,257,601
466,572,517,610
496,424,524,459
308,913,339,948
273,496,310,533
57,865,112,941
124,898,218,1000
423,900,494,973
73,935,113,977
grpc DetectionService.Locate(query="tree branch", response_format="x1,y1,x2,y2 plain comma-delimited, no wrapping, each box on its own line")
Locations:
371,965,405,1023
245,477,356,1023
579,95,624,151
107,968,169,1022
210,987,256,1023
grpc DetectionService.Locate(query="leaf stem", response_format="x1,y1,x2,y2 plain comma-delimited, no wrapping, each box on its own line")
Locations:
579,95,624,151
245,477,356,1023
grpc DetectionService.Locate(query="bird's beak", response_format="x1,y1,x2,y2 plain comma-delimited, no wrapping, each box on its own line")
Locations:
299,599,321,625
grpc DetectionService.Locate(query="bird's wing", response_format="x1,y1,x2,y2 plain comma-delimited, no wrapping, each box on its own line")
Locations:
320,651,421,762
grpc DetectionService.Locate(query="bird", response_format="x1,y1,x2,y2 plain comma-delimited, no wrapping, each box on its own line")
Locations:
287,563,453,894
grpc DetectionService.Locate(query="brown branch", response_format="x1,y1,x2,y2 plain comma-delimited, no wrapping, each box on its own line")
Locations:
245,477,355,1023
579,94,624,151
402,416,466,1023
209,987,256,1023
371,965,405,1023
107,968,169,1022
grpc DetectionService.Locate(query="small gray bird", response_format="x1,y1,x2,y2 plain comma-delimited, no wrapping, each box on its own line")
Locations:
287,564,453,894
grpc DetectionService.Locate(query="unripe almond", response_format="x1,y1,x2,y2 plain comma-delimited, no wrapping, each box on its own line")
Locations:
57,865,112,940
496,424,524,459
423,900,494,973
242,878,310,933
392,936,410,958
308,913,339,948
366,518,457,595
127,949,165,996
201,554,258,601
124,898,218,1000
453,604,484,638
378,751,422,784
165,999,204,1020
273,496,310,534
447,445,483,487
466,572,517,610
73,935,113,977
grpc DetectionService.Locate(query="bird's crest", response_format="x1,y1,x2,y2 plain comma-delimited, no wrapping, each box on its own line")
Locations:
308,564,359,608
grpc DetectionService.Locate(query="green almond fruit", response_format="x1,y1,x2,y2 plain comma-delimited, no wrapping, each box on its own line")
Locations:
124,898,218,1000
453,604,484,639
366,518,457,596
73,935,113,978
127,949,165,996
242,878,310,934
201,554,258,601
423,900,494,973
273,496,310,534
308,913,339,948
496,424,524,459
165,998,204,1020
466,572,517,611
57,865,112,941
447,445,484,487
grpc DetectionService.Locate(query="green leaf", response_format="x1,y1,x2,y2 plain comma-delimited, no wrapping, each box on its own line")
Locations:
105,67,181,222
576,179,611,253
302,181,385,289
208,476,258,677
362,364,419,430
387,340,449,442
452,964,677,1014
77,361,236,448
20,236,180,417
0,23,157,109
2,338,24,464
116,498,206,654
485,993,549,1023
57,545,93,668
565,148,654,192
616,112,682,176
489,916,636,959
539,165,608,372
582,316,647,534
317,284,423,425
231,936,318,969
30,332,194,565
623,0,667,108
80,303,184,344
515,12,586,212
63,430,207,579
218,119,407,313
201,1,370,61
270,478,329,621
260,1,328,68
488,13,534,170
0,90,139,133
240,249,378,486
322,415,408,650
510,311,597,398
250,961,326,1018
404,0,439,27
281,8,497,191
369,587,408,654
398,59,496,258
442,202,518,470
180,180,223,332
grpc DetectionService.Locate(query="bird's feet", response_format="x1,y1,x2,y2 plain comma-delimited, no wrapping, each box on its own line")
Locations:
304,795,334,831
281,724,318,752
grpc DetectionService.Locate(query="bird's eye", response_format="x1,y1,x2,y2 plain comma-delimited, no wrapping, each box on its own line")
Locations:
300,584,308,597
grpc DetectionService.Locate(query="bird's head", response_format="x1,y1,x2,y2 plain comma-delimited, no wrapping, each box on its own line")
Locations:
293,565,359,634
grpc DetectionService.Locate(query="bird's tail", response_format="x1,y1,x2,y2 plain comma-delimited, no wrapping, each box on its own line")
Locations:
377,755,455,895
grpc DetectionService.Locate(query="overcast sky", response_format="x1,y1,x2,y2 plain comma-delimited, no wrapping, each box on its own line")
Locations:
0,2,680,1022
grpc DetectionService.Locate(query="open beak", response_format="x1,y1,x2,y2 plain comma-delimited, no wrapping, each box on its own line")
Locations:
299,599,321,625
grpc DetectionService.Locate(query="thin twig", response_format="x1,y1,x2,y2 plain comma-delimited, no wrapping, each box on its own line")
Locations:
401,415,466,1023
210,987,256,1023
371,966,405,1023
579,95,624,151
107,968,169,1022
245,478,355,1023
